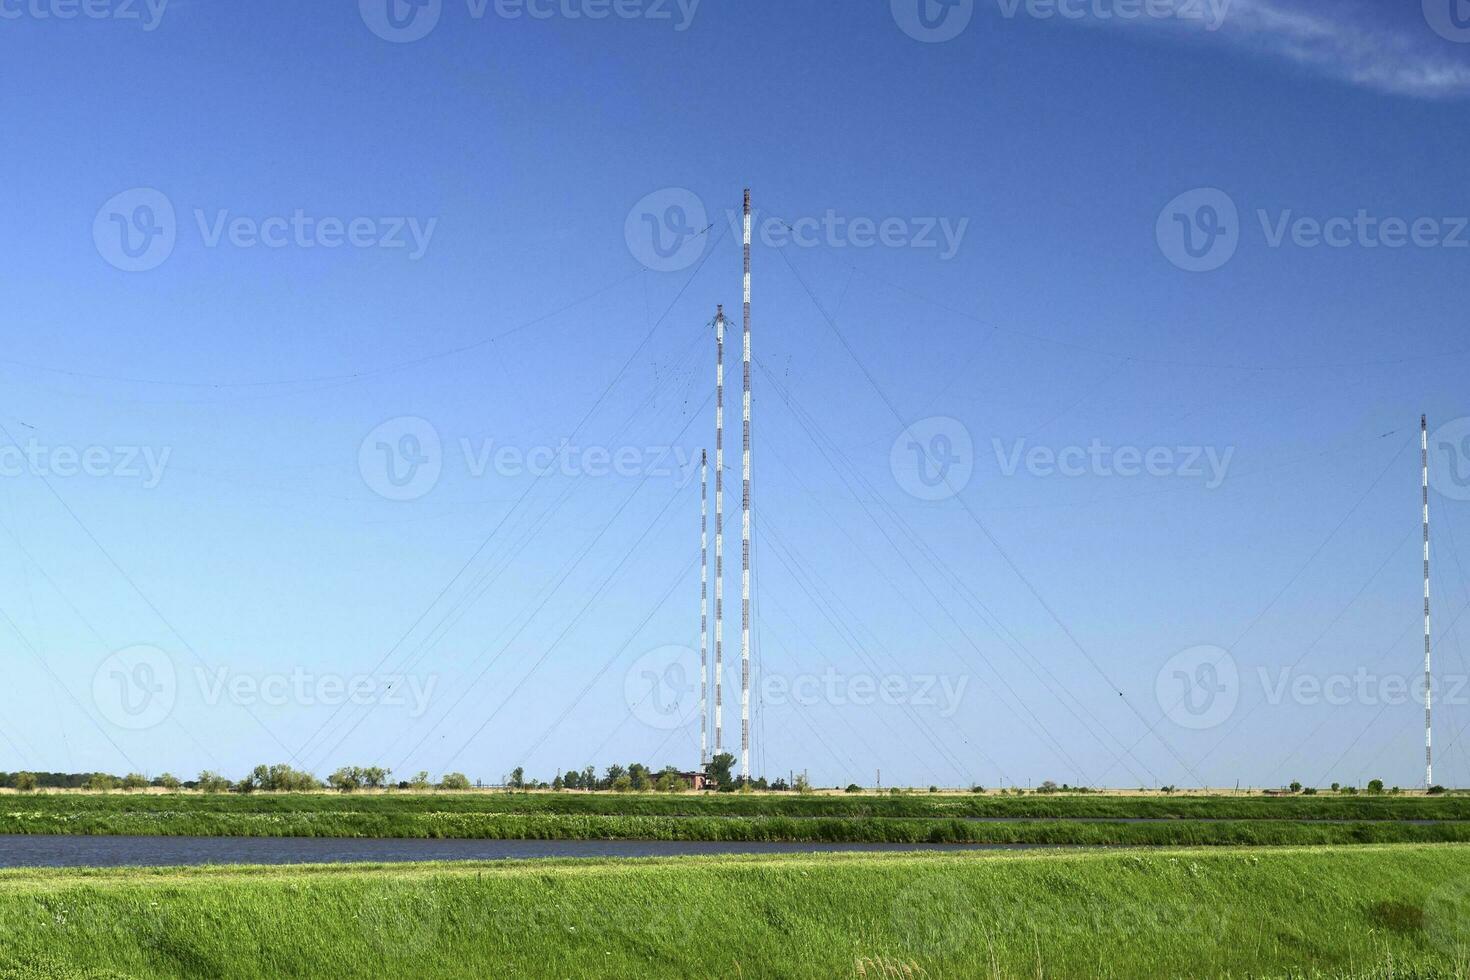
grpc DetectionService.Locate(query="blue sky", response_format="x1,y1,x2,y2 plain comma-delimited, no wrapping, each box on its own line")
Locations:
1,0,1469,789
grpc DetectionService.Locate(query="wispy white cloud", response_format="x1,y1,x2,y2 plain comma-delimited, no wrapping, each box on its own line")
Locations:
1022,0,1470,99
1215,0,1470,99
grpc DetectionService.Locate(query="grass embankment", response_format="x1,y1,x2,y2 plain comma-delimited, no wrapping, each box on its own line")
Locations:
1,845,1468,978
9,806,1470,847
6,790,1470,821
2,792,1469,845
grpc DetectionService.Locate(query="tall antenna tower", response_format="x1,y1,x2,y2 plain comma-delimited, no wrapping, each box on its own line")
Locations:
1423,414,1433,790
740,188,753,782
715,305,726,757
699,449,709,768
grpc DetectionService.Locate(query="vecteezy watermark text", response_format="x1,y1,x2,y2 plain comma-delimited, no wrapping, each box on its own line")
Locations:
1157,187,1469,272
723,207,970,261
624,646,971,731
994,0,1229,29
1155,644,1470,731
196,666,437,718
890,0,1228,43
94,188,437,272
0,440,170,488
0,0,168,29
993,438,1234,488
359,416,699,501
360,0,701,43
91,645,439,730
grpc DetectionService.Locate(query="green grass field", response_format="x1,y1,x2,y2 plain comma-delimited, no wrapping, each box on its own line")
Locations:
1,845,1468,978
2,791,1468,846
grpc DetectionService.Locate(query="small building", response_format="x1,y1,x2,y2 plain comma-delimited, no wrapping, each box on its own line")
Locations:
677,771,713,791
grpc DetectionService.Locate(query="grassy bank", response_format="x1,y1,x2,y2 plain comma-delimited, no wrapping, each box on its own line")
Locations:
7,807,1470,846
1,845,1468,978
3,790,1469,826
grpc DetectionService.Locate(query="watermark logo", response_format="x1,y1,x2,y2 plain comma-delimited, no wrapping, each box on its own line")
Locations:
891,0,975,43
1156,645,1238,730
195,667,436,717
0,441,171,488
1160,189,1470,272
892,876,974,954
1430,417,1470,502
0,0,168,29
359,417,443,501
1424,0,1470,43
891,417,974,501
994,0,1229,31
93,188,176,273
993,439,1234,488
764,670,969,718
624,645,700,730
1426,877,1470,956
725,208,969,261
93,188,438,271
625,188,708,273
360,0,442,42
1258,667,1463,709
92,644,177,730
361,0,700,43
1157,187,1239,273
460,439,695,482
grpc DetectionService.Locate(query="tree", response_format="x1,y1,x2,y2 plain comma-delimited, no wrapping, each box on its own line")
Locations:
844,783,862,794
604,764,627,790
409,771,432,791
1367,778,1385,795
581,766,596,790
329,767,364,792
793,773,812,794
13,772,37,792
362,767,390,789
121,773,149,791
703,753,736,792
628,763,651,791
439,772,471,791
154,773,182,791
1289,781,1302,794
84,773,120,792
508,766,525,790
197,770,231,794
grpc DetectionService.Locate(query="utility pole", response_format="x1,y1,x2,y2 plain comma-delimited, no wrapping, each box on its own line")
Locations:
741,188,753,783
699,449,709,768
714,305,726,757
1424,414,1433,790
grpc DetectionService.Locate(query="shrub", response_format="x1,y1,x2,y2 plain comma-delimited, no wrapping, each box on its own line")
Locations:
439,772,471,791
84,773,119,792
13,772,37,792
154,773,182,791
845,784,863,794
121,773,149,791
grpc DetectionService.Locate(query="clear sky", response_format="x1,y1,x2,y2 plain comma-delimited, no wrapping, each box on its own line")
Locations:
1,0,1469,790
